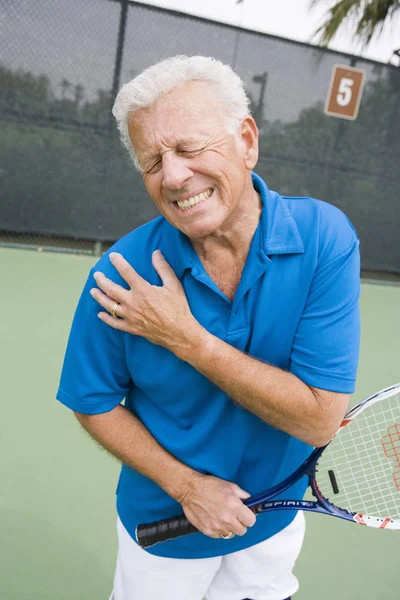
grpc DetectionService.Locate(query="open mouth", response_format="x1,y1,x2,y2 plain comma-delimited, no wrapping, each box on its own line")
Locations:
174,188,213,212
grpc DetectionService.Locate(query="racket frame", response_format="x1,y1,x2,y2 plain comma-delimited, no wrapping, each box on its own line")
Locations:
246,383,400,529
136,383,400,547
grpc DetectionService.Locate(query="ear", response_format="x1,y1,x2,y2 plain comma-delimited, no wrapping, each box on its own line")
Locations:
240,116,259,170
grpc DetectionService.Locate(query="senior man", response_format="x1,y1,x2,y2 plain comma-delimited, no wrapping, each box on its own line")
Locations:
57,55,360,600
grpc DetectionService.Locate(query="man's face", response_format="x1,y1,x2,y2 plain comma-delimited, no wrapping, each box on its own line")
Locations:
128,81,258,240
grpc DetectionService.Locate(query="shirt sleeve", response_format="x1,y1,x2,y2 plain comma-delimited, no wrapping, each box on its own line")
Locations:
289,214,361,394
56,260,132,414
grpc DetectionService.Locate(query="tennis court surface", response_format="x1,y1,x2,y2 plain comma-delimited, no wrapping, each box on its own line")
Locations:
1,247,399,600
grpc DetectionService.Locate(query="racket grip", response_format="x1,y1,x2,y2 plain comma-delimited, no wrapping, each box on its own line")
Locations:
136,515,198,548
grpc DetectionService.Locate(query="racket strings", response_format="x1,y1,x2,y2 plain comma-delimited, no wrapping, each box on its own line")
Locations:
316,392,400,519
382,423,400,490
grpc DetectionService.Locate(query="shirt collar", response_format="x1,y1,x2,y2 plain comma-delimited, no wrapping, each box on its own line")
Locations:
159,219,195,279
252,172,305,256
159,171,305,277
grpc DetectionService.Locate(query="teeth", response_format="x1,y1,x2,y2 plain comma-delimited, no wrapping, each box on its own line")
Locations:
177,188,212,211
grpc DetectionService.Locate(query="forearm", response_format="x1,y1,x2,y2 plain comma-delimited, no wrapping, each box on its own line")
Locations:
74,404,197,501
90,252,351,447
75,404,256,537
180,325,345,446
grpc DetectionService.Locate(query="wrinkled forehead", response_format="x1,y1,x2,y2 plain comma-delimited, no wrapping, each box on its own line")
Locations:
128,80,228,151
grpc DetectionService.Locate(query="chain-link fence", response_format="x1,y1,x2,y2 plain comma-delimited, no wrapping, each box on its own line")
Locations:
1,0,399,272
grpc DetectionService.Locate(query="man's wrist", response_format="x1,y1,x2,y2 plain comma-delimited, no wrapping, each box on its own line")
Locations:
161,463,202,503
173,320,216,365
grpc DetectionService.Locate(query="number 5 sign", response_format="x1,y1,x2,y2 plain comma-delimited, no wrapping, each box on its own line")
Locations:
325,65,366,120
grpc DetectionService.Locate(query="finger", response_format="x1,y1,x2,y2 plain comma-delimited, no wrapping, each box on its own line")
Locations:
231,484,251,500
231,518,248,537
152,250,182,291
97,311,130,332
237,504,257,528
90,287,123,316
219,516,247,538
93,271,128,303
109,253,146,289
230,484,257,528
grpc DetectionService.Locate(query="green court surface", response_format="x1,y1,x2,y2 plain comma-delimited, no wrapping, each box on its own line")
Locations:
1,247,399,600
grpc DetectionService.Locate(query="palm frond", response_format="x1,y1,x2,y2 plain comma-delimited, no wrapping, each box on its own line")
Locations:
311,0,400,47
356,0,400,43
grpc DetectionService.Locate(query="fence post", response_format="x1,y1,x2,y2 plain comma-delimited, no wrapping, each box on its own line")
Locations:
109,0,129,133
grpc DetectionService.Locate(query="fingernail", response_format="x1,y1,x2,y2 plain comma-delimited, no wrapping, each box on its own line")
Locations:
110,252,119,260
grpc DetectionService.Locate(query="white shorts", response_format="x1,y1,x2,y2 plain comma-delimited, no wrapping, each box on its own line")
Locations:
109,511,305,600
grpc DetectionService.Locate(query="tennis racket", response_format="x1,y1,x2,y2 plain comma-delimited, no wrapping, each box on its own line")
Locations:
136,383,400,548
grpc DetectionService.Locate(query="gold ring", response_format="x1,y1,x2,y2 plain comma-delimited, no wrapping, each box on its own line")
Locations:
220,531,235,540
110,302,119,318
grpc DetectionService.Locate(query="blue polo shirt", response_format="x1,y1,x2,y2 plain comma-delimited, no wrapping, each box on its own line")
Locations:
57,172,360,558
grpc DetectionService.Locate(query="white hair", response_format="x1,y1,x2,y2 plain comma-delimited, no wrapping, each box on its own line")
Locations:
112,55,251,170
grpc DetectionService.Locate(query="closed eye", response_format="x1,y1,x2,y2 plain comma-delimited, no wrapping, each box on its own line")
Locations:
143,148,205,174
178,148,204,156
144,159,162,175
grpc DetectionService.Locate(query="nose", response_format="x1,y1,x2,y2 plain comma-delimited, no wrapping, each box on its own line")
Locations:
161,152,193,191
